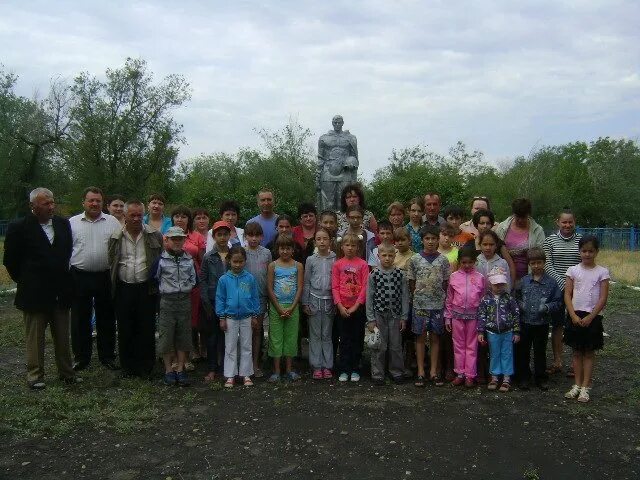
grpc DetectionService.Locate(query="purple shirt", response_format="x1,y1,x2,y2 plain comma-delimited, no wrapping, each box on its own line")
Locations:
505,227,529,281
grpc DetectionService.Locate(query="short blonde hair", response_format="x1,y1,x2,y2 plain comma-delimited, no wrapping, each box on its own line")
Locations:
387,201,405,215
378,243,396,255
393,227,410,241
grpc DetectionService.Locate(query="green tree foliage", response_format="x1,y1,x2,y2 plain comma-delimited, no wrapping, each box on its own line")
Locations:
0,69,71,216
59,58,191,200
174,119,315,221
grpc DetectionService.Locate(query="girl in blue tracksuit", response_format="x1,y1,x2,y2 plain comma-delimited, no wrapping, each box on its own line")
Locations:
215,246,260,388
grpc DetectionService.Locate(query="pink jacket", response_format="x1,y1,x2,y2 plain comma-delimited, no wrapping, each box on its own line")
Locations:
444,268,485,323
331,257,369,308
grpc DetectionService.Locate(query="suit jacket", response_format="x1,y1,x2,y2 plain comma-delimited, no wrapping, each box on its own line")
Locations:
3,214,74,312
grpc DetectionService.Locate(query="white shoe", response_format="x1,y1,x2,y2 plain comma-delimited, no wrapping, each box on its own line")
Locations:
338,373,349,382
564,384,581,399
577,387,591,403
350,372,361,382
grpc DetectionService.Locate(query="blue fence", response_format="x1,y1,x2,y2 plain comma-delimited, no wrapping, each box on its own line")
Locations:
0,220,8,237
576,227,639,251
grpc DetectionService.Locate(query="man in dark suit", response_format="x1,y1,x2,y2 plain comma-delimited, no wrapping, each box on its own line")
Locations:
3,187,81,389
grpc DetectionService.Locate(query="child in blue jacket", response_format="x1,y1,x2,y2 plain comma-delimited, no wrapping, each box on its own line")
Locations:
215,246,260,388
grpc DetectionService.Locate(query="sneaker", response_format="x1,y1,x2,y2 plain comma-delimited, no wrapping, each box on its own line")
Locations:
564,384,581,399
163,372,177,386
176,370,190,387
577,387,591,403
287,371,301,382
452,376,464,386
322,368,333,379
350,372,361,382
243,376,254,387
267,373,280,383
338,373,349,382
313,369,323,380
391,376,404,385
224,377,234,388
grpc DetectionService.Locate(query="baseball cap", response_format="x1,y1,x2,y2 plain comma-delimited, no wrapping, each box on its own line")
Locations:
165,226,187,238
212,220,232,233
488,266,508,285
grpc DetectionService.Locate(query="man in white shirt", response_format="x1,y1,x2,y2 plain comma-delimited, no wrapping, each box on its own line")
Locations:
69,187,122,371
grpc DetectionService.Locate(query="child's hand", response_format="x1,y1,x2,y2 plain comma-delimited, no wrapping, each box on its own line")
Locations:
570,314,581,325
219,318,228,332
280,308,291,318
367,321,377,333
445,322,452,333
338,305,349,317
477,334,485,345
580,315,593,327
399,320,406,332
513,334,520,344
251,317,259,329
303,305,312,316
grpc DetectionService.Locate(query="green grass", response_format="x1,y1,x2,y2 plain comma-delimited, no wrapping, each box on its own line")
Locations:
606,283,640,315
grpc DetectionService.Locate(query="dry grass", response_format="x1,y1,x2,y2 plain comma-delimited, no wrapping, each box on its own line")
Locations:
0,240,12,288
598,249,640,286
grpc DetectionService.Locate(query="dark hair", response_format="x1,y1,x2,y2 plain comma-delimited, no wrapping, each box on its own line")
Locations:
297,202,317,218
423,192,441,202
171,205,193,232
443,205,464,220
147,193,166,204
82,186,104,200
340,183,367,212
276,214,294,227
219,200,240,217
458,246,478,263
192,208,210,218
557,206,575,219
106,194,126,205
378,220,394,232
244,221,263,236
527,247,546,262
408,197,424,211
579,235,600,251
439,223,456,236
512,198,532,217
345,204,364,216
320,210,338,221
478,230,500,247
472,209,495,228
419,224,440,239
470,196,491,210
228,245,247,262
124,199,145,213
275,233,295,250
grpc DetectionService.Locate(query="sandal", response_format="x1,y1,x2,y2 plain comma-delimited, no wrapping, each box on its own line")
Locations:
498,381,511,393
431,375,444,387
224,377,234,388
243,376,254,387
414,375,425,388
203,372,216,382
487,380,499,391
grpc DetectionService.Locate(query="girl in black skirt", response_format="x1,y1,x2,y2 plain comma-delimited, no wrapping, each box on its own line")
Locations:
563,236,610,403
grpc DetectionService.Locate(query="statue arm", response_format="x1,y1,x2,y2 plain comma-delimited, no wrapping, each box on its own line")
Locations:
316,138,325,190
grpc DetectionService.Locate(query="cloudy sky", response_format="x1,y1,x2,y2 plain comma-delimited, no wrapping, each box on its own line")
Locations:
2,0,639,179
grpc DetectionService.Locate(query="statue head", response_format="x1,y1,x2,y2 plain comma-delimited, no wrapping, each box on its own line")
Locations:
332,115,344,132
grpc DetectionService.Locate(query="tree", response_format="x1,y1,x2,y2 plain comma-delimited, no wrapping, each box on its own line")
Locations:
59,58,191,200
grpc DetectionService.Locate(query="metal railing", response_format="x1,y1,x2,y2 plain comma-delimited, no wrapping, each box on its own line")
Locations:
576,227,639,251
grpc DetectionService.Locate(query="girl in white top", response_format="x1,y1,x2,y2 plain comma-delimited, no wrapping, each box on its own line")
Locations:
563,235,610,403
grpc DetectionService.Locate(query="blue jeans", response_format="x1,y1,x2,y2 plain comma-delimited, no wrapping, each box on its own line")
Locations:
487,331,514,376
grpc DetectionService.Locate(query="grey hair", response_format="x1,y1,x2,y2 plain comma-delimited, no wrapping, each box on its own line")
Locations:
124,200,146,214
29,188,54,202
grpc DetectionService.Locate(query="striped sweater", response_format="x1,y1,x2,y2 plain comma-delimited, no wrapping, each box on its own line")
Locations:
543,231,582,290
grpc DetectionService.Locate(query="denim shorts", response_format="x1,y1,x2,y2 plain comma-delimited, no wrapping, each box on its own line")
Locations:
411,309,444,336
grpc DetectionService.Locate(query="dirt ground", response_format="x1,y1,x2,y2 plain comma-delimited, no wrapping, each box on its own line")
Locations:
0,294,639,479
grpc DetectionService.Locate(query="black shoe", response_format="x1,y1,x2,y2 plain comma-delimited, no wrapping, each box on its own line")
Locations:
536,381,549,391
101,360,121,371
72,361,89,372
372,378,385,386
519,380,530,391
391,376,404,385
62,376,83,385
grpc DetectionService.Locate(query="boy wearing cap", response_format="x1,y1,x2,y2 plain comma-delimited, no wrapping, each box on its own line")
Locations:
200,221,232,381
153,226,197,386
517,247,563,391
476,268,520,392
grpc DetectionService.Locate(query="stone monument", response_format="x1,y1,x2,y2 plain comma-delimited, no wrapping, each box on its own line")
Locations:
316,115,359,212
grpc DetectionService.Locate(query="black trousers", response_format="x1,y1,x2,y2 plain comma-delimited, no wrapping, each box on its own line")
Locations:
337,305,366,374
518,323,549,381
115,281,157,376
70,268,115,364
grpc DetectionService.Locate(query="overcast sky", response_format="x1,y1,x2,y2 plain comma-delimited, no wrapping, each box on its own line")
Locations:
2,0,639,179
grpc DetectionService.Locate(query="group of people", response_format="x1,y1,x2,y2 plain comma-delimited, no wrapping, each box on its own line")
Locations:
3,184,609,403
